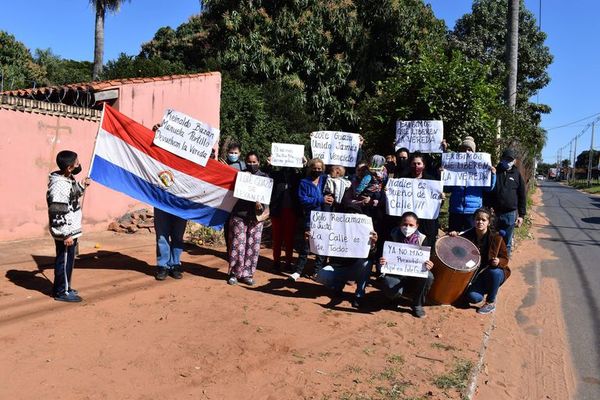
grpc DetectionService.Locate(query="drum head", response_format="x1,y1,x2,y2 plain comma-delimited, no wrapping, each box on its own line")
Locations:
435,236,481,272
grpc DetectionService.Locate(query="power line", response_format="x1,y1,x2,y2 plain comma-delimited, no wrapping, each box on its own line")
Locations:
545,111,600,131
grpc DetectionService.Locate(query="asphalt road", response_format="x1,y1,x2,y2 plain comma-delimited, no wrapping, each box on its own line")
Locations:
537,180,600,399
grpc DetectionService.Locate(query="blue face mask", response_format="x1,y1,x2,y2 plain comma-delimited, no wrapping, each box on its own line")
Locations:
227,153,239,163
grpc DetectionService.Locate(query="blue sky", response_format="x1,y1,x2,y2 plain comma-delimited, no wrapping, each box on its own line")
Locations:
1,0,597,164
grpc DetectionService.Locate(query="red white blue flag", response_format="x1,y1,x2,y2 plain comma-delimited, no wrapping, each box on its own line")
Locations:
90,105,237,229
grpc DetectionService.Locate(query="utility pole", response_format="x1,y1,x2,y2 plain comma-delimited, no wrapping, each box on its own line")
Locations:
588,122,595,186
572,136,578,181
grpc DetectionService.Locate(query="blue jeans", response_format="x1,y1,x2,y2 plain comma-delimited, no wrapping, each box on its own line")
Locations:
466,267,505,303
381,271,434,307
497,210,517,256
154,208,187,269
53,238,78,296
315,258,370,298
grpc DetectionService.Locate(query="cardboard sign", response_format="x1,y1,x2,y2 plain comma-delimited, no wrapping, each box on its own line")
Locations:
153,109,219,166
381,242,431,278
233,172,274,204
385,178,443,219
395,120,444,153
441,152,492,187
310,131,360,167
271,143,305,168
309,211,373,258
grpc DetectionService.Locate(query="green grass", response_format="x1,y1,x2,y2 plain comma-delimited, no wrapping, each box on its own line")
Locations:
569,179,600,193
433,359,474,391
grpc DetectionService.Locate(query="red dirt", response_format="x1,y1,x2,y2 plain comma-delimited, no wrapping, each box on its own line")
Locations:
474,188,576,399
0,190,574,400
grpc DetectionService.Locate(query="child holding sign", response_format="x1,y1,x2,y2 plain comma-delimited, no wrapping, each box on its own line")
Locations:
378,212,434,318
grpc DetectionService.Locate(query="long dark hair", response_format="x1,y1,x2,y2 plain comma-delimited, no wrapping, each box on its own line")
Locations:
473,207,497,234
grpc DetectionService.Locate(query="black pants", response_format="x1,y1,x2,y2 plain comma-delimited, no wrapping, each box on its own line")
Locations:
381,271,434,307
294,234,325,275
53,238,78,296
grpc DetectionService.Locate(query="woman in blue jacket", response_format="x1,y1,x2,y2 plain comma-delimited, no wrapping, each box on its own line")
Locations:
288,158,334,282
446,136,496,232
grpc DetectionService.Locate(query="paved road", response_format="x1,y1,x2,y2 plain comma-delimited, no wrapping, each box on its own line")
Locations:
537,180,600,399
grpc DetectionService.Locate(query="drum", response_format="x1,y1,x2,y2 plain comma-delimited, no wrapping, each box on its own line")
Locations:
428,235,481,305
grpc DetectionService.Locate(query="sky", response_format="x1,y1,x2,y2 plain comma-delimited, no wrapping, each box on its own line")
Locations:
0,0,598,164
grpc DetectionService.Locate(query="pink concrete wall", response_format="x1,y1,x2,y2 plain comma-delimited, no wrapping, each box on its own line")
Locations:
0,72,222,242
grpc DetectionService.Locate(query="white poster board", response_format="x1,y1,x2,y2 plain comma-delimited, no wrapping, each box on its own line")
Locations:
441,152,493,187
395,120,444,153
233,172,273,204
310,131,360,167
271,143,304,168
153,109,219,166
309,211,373,258
381,242,431,278
386,178,444,219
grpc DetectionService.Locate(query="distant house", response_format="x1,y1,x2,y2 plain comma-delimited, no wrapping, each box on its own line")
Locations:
0,72,222,241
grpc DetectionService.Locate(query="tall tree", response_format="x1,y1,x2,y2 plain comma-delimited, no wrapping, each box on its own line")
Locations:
0,30,46,90
505,0,519,109
450,0,552,121
90,0,130,80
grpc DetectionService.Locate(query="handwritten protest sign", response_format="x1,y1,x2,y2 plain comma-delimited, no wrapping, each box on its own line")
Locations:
271,143,305,168
310,131,360,167
386,178,443,219
395,120,444,153
233,172,274,204
153,109,219,166
381,242,431,278
441,152,492,187
309,211,373,258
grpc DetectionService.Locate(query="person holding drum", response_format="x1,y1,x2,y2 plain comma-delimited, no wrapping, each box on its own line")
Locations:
449,207,510,314
378,211,435,318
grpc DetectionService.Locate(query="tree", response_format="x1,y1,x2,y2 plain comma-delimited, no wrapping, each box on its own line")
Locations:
358,49,502,156
90,0,130,80
0,31,46,90
34,49,93,85
450,0,553,120
102,53,187,79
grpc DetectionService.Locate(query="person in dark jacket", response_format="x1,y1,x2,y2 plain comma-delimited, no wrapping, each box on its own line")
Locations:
288,158,333,281
485,148,526,256
445,136,497,232
397,153,442,242
267,161,304,271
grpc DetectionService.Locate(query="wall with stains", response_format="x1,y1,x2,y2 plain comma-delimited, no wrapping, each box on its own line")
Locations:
0,72,222,241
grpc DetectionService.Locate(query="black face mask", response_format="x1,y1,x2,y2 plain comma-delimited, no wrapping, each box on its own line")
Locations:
247,164,259,174
396,159,409,170
311,171,322,179
72,165,82,175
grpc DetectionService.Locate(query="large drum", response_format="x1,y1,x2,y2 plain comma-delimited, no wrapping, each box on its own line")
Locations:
428,235,481,305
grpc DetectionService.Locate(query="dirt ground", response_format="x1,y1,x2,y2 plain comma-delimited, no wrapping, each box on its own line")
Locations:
473,188,576,400
0,191,574,400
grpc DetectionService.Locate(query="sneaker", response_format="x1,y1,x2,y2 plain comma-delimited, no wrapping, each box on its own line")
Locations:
287,272,301,282
155,267,169,281
239,277,255,286
477,303,496,314
54,291,82,303
68,288,79,295
227,276,238,285
412,306,426,318
169,266,183,279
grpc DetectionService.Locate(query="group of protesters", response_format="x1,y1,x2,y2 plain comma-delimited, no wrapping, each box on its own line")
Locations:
47,134,527,319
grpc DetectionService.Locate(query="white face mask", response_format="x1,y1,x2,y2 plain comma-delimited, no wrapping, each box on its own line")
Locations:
400,226,417,237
